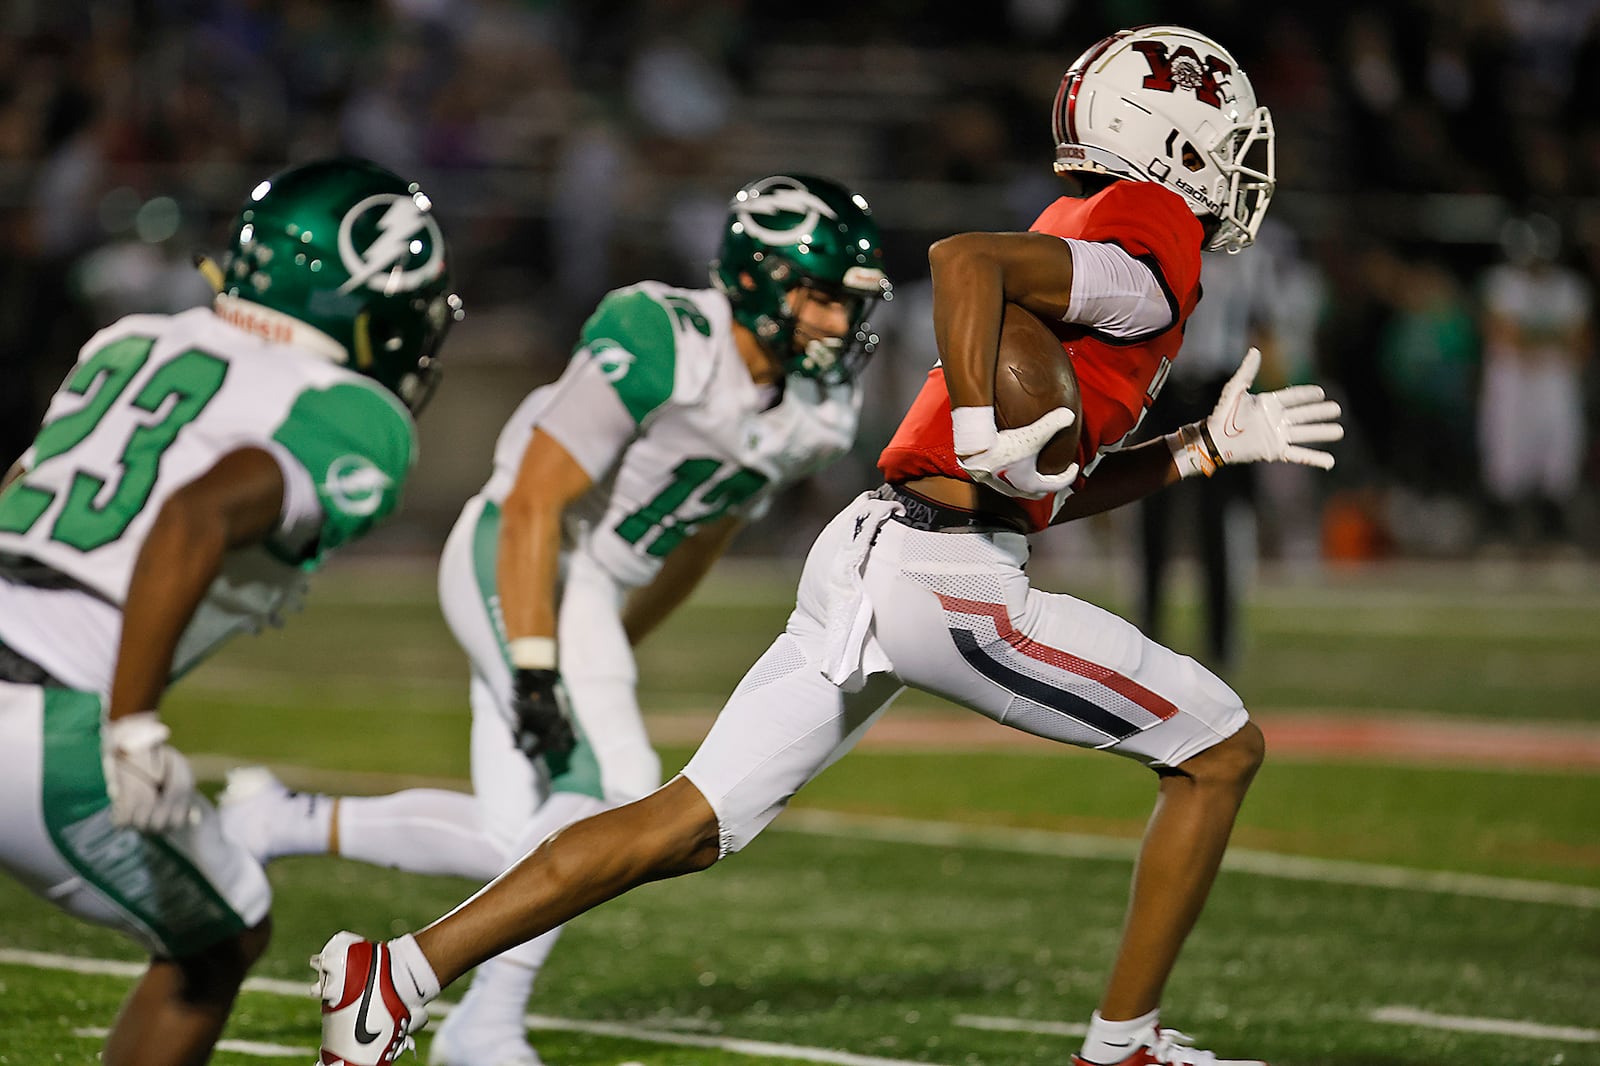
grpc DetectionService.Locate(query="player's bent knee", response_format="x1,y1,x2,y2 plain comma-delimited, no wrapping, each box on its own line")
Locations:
171,916,272,1002
1176,720,1264,788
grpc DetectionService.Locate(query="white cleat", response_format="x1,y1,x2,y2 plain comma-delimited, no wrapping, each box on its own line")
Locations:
217,765,292,863
1072,1023,1268,1065
314,931,429,1066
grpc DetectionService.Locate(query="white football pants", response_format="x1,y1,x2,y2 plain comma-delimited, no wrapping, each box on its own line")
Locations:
0,680,270,957
436,493,662,859
682,491,1250,855
1479,357,1585,502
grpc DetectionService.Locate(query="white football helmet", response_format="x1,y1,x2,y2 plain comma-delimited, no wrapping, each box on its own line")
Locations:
1052,25,1275,253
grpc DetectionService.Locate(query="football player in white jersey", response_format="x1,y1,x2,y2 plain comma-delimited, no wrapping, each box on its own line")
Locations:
221,173,892,1066
0,156,461,1066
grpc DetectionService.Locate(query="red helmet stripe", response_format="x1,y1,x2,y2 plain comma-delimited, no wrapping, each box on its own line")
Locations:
1056,30,1128,146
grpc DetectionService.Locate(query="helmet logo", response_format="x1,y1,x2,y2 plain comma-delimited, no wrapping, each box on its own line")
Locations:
1131,41,1232,109
735,177,837,247
337,193,445,295
323,454,391,517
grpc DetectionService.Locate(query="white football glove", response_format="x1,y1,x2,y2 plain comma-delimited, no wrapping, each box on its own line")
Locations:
1172,348,1344,477
953,405,1081,500
101,712,200,832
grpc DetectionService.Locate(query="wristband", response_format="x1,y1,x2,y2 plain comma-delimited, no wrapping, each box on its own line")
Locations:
950,405,997,457
508,636,558,671
1166,423,1221,479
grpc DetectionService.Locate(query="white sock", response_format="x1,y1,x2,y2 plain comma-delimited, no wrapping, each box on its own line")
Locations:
336,789,506,880
1078,1008,1160,1064
452,943,546,1033
387,933,441,1005
264,790,334,857
437,791,606,1043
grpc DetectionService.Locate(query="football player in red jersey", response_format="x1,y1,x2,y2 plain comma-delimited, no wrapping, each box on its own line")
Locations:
313,26,1343,1066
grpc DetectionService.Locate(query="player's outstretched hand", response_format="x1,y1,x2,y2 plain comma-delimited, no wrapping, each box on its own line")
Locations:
101,711,200,832
1204,347,1344,470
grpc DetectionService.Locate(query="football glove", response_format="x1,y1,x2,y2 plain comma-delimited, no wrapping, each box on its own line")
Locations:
101,711,200,832
510,668,577,761
953,405,1080,500
1171,347,1344,477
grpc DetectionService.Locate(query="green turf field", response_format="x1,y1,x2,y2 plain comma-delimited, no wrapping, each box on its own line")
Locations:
3,556,1596,1066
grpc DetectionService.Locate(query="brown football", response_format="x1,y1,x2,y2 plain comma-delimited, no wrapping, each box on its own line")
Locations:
994,302,1082,476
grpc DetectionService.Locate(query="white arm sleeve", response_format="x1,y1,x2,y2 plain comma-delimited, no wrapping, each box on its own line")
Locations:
1061,238,1175,339
536,353,641,479
258,439,324,555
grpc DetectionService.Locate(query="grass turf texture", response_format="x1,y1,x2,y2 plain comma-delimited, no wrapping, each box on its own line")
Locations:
2,557,1597,1065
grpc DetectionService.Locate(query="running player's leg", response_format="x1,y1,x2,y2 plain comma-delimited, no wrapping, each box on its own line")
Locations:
220,496,511,881
434,549,653,1066
405,501,906,985
862,520,1263,1041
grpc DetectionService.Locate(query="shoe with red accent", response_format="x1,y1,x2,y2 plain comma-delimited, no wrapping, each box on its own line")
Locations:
314,932,429,1065
1071,1023,1267,1066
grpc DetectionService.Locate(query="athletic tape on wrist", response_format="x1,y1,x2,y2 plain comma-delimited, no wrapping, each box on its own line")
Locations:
950,405,997,456
1167,423,1220,479
507,636,558,671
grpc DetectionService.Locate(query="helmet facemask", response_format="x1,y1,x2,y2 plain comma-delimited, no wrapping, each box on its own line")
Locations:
713,174,892,386
738,263,887,386
1206,106,1275,253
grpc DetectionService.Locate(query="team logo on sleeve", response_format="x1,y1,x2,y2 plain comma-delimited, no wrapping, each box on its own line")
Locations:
337,193,446,295
323,455,391,517
733,176,837,247
588,339,635,382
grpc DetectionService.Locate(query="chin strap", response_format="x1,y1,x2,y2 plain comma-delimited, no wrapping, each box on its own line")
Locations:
194,254,226,293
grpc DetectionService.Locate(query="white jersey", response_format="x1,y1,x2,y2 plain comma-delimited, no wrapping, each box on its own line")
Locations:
482,282,860,588
1482,263,1592,364
0,307,416,692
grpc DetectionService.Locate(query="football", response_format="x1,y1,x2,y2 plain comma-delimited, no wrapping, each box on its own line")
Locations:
994,302,1082,476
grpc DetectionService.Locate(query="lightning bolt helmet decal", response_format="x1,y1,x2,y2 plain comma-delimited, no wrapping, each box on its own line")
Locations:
213,156,464,412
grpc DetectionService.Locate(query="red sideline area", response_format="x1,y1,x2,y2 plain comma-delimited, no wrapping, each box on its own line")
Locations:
647,712,1600,771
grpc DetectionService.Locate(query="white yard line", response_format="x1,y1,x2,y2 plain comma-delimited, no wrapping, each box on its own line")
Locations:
75,1028,309,1058
1371,1006,1600,1043
7,949,951,1066
0,947,313,996
15,950,1600,1057
777,810,1600,910
512,1012,955,1065
182,758,1600,910
953,1015,1089,1037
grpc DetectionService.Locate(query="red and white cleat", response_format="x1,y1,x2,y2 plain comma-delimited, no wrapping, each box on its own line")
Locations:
1072,1024,1267,1066
314,932,429,1065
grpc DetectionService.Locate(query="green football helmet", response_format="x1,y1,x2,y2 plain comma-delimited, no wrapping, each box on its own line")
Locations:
214,156,463,412
711,174,892,385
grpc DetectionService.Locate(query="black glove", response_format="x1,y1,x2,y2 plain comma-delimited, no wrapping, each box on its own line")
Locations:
510,668,577,760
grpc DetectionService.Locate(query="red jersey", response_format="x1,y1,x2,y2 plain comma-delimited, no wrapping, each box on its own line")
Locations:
878,181,1205,532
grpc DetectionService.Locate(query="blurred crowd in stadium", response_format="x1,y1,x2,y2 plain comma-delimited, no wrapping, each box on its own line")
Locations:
1,0,1596,561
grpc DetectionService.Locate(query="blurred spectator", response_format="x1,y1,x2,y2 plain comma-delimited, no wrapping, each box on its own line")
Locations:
0,1,1596,553
1377,256,1479,501
1477,213,1595,553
